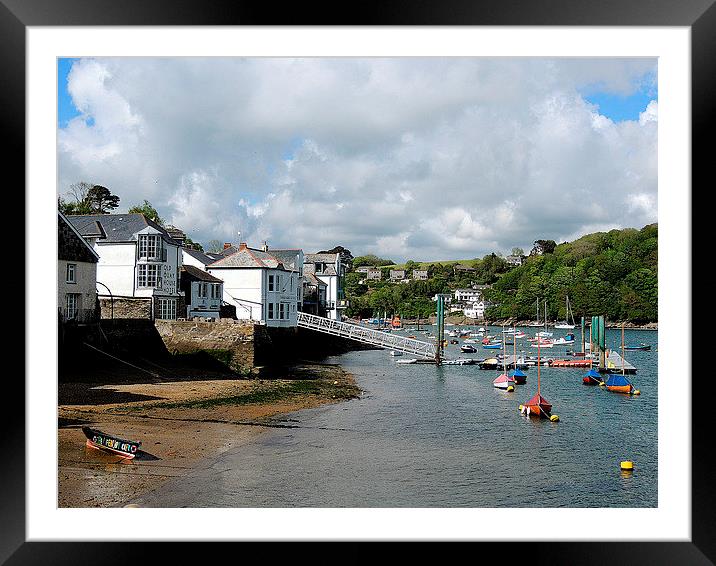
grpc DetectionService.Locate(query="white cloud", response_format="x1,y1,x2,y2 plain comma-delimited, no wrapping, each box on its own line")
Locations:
58,57,657,261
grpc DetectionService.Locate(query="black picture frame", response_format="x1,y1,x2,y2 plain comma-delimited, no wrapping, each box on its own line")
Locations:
7,0,706,563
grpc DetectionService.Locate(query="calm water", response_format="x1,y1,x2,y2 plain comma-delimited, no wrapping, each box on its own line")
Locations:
135,327,657,508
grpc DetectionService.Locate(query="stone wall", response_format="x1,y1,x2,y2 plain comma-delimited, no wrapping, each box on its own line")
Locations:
154,318,258,374
100,297,153,320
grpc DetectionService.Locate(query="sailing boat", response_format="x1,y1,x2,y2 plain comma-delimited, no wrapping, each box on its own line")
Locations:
519,340,559,421
604,323,641,395
536,300,552,337
555,295,576,329
509,324,527,384
493,334,515,391
528,298,542,327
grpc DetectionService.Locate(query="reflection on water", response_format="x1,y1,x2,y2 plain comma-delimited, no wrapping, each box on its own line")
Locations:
136,327,658,508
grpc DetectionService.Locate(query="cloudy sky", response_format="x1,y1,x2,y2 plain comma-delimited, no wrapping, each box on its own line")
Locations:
57,57,657,261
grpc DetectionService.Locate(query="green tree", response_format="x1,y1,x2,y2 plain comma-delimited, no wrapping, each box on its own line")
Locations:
128,200,163,225
86,185,120,213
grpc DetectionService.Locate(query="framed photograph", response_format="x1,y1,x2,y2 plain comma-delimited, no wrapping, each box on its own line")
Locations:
10,0,707,562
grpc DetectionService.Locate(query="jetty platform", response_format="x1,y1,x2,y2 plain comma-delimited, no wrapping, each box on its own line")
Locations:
601,350,637,374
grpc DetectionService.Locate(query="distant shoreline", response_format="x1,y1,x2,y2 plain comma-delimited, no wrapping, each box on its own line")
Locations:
395,316,658,331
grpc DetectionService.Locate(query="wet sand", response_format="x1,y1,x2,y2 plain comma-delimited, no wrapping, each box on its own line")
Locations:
58,363,360,507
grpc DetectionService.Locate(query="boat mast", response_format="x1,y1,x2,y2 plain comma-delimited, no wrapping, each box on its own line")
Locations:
537,338,541,396
621,322,625,376
513,323,517,368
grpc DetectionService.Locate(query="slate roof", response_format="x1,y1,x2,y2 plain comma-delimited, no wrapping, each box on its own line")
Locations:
66,213,181,245
182,247,214,266
58,211,100,263
268,249,302,271
303,273,327,287
181,264,224,283
208,247,286,269
305,253,339,264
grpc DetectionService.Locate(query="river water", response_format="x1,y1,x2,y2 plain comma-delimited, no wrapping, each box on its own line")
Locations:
135,326,657,508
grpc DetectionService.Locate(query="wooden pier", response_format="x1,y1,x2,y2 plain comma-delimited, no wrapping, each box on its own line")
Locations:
601,350,637,374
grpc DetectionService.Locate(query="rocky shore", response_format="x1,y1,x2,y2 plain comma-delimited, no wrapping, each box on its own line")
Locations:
58,361,361,508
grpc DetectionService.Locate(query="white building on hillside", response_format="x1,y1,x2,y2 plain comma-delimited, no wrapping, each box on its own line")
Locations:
67,213,184,319
207,243,301,327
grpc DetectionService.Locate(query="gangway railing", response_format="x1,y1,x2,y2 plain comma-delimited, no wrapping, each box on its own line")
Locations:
297,312,436,359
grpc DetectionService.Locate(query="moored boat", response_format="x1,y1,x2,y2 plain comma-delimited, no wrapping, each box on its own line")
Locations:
82,426,141,459
510,368,527,384
582,369,603,385
624,343,651,351
460,344,477,353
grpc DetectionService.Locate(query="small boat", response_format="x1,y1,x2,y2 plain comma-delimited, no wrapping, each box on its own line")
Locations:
493,373,515,390
461,344,477,353
483,343,502,349
552,334,576,346
604,324,640,395
479,357,500,370
450,339,459,344
624,343,651,351
463,338,477,344
443,358,474,365
82,426,141,459
582,369,603,385
389,350,403,356
396,358,418,364
510,368,527,384
519,341,558,421
554,295,576,329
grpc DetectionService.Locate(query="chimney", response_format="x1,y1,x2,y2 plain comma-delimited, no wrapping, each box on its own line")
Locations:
239,242,247,251
223,242,232,250
262,241,269,252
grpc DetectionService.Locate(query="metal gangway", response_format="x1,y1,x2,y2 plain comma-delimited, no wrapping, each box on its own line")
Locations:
297,312,436,359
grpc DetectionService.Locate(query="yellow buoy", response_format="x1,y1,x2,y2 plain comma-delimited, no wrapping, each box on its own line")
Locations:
550,414,560,422
632,389,641,396
507,385,514,392
620,460,634,471
599,382,606,387
518,404,524,411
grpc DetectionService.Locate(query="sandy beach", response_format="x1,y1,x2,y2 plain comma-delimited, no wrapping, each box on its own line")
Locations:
58,362,360,507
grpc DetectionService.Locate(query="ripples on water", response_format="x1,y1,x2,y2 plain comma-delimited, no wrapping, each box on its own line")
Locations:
141,327,657,508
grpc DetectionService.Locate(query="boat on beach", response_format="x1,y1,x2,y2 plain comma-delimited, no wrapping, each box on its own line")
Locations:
82,426,141,459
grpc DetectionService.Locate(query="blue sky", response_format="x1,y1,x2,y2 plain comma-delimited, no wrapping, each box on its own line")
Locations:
58,58,80,127
584,90,657,122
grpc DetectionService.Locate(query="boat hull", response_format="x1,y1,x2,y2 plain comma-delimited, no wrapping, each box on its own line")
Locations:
82,427,141,459
606,384,633,394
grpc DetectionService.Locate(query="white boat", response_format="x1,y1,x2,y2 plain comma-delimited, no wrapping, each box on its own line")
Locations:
463,338,477,344
389,350,403,356
447,330,458,337
536,331,553,338
554,295,576,329
396,358,418,364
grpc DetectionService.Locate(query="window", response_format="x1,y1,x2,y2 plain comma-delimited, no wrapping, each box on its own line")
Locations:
157,298,176,320
268,303,274,319
210,284,220,299
268,274,274,291
66,293,79,319
138,234,162,260
279,303,285,320
138,264,161,288
66,263,76,284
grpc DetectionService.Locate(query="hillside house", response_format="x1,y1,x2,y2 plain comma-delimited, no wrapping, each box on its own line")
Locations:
412,269,428,280
389,269,406,281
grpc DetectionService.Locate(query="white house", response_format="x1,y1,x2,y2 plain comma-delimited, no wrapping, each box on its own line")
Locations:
67,213,184,320
180,265,224,319
207,243,301,327
181,247,215,270
464,301,486,319
304,252,347,321
454,288,483,303
58,211,100,323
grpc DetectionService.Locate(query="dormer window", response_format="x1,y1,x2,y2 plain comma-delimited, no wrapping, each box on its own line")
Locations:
138,234,163,261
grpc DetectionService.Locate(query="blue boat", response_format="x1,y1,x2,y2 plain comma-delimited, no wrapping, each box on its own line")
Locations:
582,369,603,385
510,368,527,384
483,343,502,349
